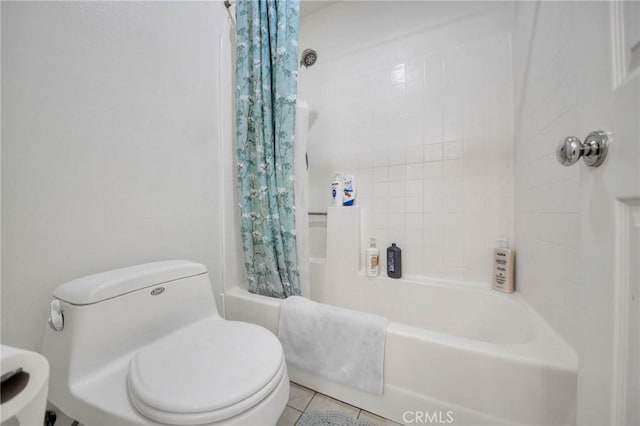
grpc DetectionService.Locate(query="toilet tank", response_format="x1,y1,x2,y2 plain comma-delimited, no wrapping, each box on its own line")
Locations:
42,260,220,406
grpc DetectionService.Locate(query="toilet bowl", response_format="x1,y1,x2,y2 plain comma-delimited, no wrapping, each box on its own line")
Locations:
41,261,289,426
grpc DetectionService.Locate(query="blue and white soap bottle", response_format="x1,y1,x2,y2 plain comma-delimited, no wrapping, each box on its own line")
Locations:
342,175,356,206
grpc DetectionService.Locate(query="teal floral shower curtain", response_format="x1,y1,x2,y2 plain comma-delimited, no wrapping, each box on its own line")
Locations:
235,0,301,298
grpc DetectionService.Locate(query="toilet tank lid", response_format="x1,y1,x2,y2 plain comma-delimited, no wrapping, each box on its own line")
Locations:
53,260,208,305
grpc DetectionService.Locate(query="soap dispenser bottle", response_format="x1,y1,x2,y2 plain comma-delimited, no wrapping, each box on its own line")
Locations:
492,239,515,293
387,243,402,279
366,238,380,277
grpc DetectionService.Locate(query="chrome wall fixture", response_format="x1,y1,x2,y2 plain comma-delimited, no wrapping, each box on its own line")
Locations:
556,130,609,167
48,300,64,331
300,49,318,68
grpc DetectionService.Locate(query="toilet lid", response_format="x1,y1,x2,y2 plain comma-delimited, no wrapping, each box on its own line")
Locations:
127,319,285,425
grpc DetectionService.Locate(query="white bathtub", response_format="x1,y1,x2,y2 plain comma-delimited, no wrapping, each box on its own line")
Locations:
224,271,576,426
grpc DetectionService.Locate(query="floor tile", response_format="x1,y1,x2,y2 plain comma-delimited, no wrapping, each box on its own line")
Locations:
287,382,315,411
305,393,360,418
277,406,302,426
359,410,403,425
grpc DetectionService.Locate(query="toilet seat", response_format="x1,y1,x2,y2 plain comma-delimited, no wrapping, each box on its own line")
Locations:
127,319,286,425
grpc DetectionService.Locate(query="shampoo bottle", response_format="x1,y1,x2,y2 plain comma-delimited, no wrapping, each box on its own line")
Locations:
387,243,402,279
366,238,380,277
342,175,356,206
492,239,515,293
331,172,343,206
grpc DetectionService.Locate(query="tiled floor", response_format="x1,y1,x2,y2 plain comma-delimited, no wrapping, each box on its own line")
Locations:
277,382,402,426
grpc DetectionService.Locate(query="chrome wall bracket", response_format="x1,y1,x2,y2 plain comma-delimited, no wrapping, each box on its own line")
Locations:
557,130,609,167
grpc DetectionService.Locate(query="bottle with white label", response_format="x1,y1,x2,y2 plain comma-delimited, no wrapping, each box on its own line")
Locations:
492,239,515,293
330,171,343,206
366,238,380,277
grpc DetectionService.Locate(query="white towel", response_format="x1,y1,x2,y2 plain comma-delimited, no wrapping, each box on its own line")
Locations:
277,296,389,395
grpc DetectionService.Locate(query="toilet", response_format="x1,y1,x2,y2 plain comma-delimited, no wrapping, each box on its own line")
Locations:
41,260,289,426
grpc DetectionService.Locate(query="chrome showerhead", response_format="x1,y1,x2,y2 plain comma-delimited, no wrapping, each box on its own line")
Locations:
300,48,318,68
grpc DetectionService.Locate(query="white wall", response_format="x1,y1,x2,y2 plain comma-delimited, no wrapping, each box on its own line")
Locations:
512,1,580,349
300,2,514,283
1,1,230,351
220,18,247,293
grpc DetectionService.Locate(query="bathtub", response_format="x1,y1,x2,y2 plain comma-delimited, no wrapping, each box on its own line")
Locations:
224,271,576,426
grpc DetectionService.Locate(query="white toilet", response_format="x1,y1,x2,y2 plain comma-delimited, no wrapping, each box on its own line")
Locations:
42,260,289,426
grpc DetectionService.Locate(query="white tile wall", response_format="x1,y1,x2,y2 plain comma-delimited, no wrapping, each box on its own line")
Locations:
300,4,514,284
512,1,580,349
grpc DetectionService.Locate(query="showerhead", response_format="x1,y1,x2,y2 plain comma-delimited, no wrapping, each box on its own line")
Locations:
300,48,318,68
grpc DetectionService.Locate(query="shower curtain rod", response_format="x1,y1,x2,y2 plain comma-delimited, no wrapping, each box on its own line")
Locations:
224,0,236,26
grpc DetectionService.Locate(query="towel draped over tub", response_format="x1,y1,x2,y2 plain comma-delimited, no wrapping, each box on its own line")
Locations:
277,296,389,395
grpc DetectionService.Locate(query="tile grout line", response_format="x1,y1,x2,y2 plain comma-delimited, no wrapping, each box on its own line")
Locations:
287,382,316,414
293,407,302,426
302,391,317,413
286,382,400,425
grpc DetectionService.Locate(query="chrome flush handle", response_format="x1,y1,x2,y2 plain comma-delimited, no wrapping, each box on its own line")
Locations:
48,299,64,331
556,130,609,167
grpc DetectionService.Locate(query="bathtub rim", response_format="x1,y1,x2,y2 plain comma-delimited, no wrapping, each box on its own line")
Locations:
222,283,577,372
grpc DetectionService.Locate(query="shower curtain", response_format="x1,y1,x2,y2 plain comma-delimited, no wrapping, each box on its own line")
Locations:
235,0,301,298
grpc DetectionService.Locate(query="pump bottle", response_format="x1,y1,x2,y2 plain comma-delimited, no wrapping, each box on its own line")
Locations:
366,238,380,277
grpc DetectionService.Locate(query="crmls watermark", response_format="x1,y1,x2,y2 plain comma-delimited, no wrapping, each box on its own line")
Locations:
402,410,455,424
